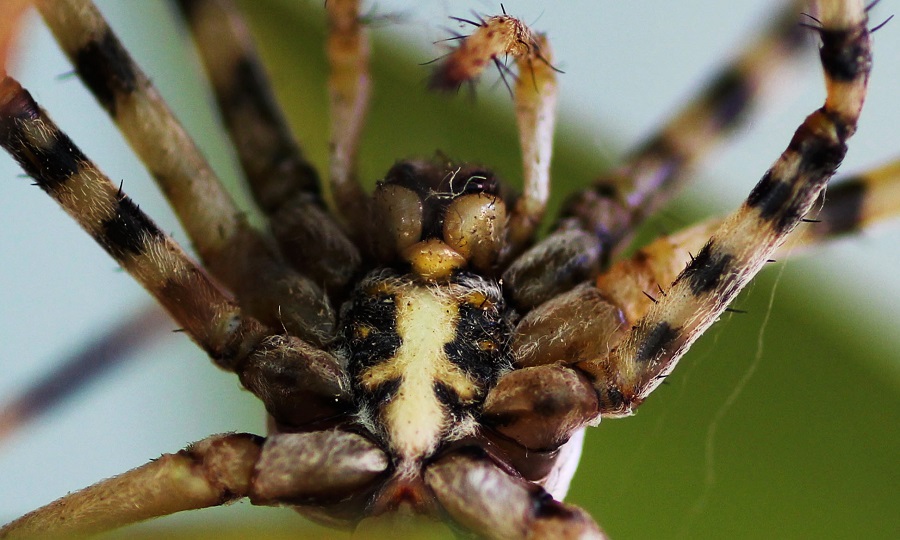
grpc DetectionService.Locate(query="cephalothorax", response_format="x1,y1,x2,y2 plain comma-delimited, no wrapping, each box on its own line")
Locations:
0,0,893,538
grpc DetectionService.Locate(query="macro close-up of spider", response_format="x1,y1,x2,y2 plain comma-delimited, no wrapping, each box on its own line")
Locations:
1,0,898,538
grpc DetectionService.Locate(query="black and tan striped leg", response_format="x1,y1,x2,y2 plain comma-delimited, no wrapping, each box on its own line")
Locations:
576,1,872,415
558,0,807,255
0,76,267,364
175,0,320,212
485,160,900,455
503,2,809,311
176,0,361,293
790,156,900,248
0,433,263,538
33,0,333,342
0,76,349,424
613,153,900,305
596,155,900,330
495,152,900,443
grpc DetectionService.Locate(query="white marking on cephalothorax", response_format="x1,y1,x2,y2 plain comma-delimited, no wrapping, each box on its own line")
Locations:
359,284,476,469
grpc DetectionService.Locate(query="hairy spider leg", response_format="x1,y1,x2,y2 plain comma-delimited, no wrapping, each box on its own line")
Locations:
34,0,334,344
577,0,872,415
792,156,900,246
586,155,900,330
0,433,263,537
506,33,558,254
0,2,874,536
557,0,808,259
0,0,371,446
176,0,361,294
425,450,606,539
0,77,265,363
0,76,353,535
483,0,871,455
502,1,811,313
13,148,884,460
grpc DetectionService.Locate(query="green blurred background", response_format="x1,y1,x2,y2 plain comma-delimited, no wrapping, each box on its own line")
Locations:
0,1,897,538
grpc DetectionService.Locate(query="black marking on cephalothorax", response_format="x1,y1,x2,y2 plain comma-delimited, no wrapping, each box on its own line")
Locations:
433,381,460,407
342,286,401,378
634,321,678,365
365,377,401,410
680,242,734,296
433,381,467,419
99,196,164,258
444,294,512,388
819,28,871,82
74,30,138,116
705,66,754,130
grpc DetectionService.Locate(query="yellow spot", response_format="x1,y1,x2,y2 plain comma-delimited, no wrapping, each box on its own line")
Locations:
477,339,497,352
355,324,373,340
463,291,491,309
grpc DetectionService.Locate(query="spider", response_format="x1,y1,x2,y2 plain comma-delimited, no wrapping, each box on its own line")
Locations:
1,0,898,538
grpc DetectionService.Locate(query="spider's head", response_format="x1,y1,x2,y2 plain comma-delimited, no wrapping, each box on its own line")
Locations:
370,159,508,281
